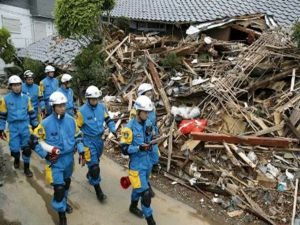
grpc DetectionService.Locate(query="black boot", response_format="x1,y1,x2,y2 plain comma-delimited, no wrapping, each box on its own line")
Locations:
94,184,107,202
129,200,144,218
66,203,73,214
146,215,156,225
58,212,67,225
148,183,155,198
24,162,33,177
13,157,20,169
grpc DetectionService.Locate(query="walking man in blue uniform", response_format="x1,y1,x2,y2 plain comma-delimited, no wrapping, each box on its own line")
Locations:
76,85,116,202
121,95,157,225
39,65,58,117
58,74,74,116
29,91,84,225
0,75,38,177
22,70,45,120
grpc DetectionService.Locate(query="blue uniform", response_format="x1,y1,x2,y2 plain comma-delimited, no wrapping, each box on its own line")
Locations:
121,118,154,218
130,108,159,166
76,102,115,186
39,76,58,116
58,86,74,116
34,113,83,213
148,110,159,165
22,83,45,117
0,92,38,163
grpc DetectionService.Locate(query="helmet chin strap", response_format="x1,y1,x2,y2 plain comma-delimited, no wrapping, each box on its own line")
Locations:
53,107,65,119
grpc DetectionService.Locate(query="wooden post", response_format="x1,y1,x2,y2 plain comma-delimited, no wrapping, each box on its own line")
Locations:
146,52,171,114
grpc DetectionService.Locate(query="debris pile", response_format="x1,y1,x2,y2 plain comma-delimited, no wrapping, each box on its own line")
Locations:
102,24,300,225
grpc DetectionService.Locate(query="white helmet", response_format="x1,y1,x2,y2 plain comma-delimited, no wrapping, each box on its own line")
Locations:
8,75,22,85
49,91,67,106
85,85,102,98
134,95,153,112
61,74,72,83
45,65,55,73
24,70,34,79
137,83,153,96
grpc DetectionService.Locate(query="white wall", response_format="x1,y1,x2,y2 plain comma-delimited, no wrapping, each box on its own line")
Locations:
0,4,33,49
0,4,56,48
33,19,55,42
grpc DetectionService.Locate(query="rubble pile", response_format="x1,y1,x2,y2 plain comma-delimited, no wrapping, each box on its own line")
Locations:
102,24,300,225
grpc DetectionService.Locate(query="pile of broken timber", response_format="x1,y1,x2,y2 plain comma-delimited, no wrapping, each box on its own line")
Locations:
103,25,300,225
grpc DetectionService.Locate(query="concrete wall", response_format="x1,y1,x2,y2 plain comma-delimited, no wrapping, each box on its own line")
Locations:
0,0,30,10
0,4,33,48
30,0,55,19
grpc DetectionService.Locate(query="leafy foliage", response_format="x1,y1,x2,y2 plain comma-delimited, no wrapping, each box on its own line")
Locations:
102,0,115,11
22,58,45,82
0,28,16,63
54,0,104,39
113,16,130,33
73,43,110,101
292,22,300,48
161,52,182,69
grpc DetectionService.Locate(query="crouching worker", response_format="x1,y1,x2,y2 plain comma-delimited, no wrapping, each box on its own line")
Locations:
120,95,157,225
29,91,84,225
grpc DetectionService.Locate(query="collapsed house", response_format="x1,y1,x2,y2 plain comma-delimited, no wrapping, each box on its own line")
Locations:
16,1,300,224
101,22,300,225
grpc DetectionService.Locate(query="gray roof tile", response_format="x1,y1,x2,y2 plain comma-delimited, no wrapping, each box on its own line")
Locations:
110,0,300,27
17,35,90,68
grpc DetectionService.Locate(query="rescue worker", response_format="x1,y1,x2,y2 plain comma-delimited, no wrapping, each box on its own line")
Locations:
22,70,45,119
120,95,157,225
58,74,74,116
29,91,84,225
76,85,116,202
137,83,160,171
0,75,38,177
39,65,58,117
131,83,160,198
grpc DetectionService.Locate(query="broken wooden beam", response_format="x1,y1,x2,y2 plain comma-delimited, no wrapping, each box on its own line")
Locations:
105,35,129,62
191,132,298,148
146,52,171,114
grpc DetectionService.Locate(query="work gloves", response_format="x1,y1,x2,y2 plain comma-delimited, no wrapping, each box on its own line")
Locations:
45,150,59,164
0,130,7,141
79,152,86,167
28,134,38,150
139,144,152,151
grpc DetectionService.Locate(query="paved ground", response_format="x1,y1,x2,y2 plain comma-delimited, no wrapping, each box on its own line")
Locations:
0,141,212,225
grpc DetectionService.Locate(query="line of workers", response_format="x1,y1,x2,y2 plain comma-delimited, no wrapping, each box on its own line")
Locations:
0,65,160,225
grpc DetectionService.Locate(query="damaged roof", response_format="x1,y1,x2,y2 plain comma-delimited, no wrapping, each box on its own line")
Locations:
17,35,90,69
110,0,300,27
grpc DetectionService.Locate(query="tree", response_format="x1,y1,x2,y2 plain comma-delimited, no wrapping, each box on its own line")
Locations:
292,22,300,48
55,0,104,40
102,0,115,23
54,0,115,40
0,28,16,63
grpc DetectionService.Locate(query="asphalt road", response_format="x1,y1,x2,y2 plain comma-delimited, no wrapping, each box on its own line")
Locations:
0,142,212,225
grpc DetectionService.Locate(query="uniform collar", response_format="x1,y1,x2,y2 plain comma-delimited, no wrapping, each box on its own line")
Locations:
87,101,97,110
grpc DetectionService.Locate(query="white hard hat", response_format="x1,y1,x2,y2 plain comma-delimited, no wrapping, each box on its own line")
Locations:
45,65,55,73
134,95,153,112
8,75,22,85
85,85,102,98
61,74,72,83
137,83,153,96
49,91,67,106
24,70,34,78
